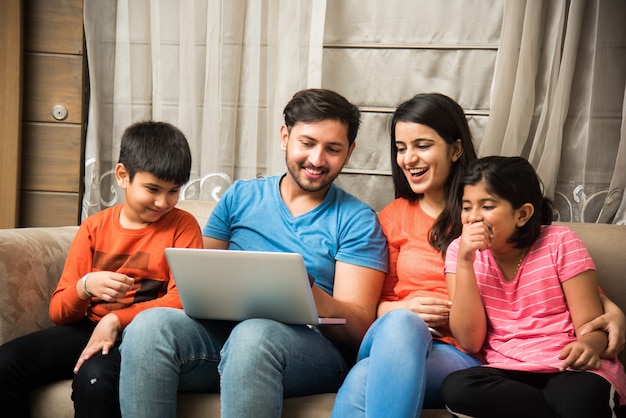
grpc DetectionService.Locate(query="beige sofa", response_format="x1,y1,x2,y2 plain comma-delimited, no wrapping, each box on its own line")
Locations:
2,199,625,418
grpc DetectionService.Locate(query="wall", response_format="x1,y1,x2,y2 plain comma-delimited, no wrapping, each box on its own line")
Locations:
0,0,23,228
1,1,503,225
322,0,503,211
19,0,87,227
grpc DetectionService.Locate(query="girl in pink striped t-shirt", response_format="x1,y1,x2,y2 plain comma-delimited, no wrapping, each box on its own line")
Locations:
441,156,626,418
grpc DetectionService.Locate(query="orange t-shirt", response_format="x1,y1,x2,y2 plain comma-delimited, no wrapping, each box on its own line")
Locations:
378,198,466,353
48,204,203,329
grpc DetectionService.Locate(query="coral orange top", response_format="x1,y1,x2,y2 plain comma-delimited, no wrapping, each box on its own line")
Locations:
378,197,467,353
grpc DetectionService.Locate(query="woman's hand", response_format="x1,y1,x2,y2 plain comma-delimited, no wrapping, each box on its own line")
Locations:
402,297,451,328
377,297,451,326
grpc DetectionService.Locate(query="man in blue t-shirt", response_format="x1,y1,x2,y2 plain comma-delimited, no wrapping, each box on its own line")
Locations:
119,88,389,418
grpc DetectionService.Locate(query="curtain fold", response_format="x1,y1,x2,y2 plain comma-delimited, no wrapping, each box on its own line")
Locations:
82,0,327,218
531,0,582,199
83,0,625,224
478,0,534,158
481,0,626,223
599,87,626,223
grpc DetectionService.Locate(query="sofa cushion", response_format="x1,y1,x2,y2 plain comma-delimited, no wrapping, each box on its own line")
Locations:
30,381,452,418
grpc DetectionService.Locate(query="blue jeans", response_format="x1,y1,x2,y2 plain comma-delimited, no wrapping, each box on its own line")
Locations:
331,309,482,418
119,308,349,418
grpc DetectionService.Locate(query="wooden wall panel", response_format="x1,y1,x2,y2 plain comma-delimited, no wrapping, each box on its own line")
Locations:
21,123,83,192
0,0,23,229
22,54,84,124
20,192,81,227
23,0,83,54
18,0,86,227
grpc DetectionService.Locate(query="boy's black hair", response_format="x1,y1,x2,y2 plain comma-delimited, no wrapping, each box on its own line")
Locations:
118,120,192,186
389,93,478,256
463,156,554,248
283,89,361,146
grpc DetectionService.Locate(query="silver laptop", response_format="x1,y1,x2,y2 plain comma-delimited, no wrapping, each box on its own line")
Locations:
165,248,346,325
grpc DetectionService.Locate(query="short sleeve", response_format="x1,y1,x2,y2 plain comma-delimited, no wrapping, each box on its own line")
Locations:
444,238,461,274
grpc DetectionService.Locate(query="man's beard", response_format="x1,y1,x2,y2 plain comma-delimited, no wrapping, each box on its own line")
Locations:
285,160,336,193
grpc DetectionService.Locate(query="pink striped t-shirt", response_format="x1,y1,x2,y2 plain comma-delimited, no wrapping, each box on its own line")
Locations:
445,225,626,405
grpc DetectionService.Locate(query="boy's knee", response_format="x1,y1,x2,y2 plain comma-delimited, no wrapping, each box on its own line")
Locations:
0,344,34,384
72,353,121,418
0,342,26,370
73,352,120,397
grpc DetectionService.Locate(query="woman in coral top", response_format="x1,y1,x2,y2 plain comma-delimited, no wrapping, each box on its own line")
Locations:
331,94,626,418
332,93,481,417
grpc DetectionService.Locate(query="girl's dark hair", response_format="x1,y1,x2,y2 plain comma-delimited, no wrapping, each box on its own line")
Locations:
118,120,192,186
390,93,478,256
283,88,361,146
463,156,554,248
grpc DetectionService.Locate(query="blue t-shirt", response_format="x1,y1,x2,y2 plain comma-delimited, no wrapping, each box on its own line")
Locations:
202,175,388,295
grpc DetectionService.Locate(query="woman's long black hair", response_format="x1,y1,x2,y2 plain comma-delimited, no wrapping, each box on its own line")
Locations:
389,93,478,256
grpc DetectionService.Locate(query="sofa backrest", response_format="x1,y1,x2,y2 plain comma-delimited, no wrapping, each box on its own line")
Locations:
177,202,626,362
4,201,621,366
176,199,216,230
558,222,626,313
0,226,78,344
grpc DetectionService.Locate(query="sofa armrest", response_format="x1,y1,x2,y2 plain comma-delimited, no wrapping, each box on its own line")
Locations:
558,222,626,366
0,226,78,345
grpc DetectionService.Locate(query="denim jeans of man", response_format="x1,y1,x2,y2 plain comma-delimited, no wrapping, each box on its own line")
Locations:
331,309,482,418
119,307,349,418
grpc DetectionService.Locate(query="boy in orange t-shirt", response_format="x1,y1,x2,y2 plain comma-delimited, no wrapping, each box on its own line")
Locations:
0,121,203,418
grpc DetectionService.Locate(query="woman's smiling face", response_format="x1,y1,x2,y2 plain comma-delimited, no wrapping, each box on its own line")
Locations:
394,121,461,198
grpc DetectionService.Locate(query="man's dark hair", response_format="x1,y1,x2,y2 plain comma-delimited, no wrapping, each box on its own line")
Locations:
118,120,192,186
283,89,361,146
